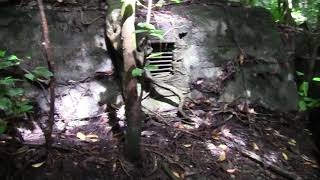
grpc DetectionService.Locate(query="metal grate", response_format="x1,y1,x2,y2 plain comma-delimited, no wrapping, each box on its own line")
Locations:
146,41,175,78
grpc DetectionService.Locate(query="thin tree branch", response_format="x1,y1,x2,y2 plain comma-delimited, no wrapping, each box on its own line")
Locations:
37,0,55,148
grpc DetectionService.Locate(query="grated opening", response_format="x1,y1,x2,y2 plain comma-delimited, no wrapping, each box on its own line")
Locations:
146,41,175,78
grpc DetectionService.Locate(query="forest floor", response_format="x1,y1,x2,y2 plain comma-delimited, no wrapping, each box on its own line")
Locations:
0,101,319,180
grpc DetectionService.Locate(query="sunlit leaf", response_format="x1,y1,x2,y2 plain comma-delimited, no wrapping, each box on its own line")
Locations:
296,71,304,76
218,151,226,161
137,22,156,30
24,73,35,81
312,77,320,81
218,144,228,151
32,161,45,168
145,64,158,70
252,143,259,150
172,171,180,178
282,152,289,160
288,139,296,146
183,144,192,148
134,29,149,34
131,68,144,77
147,52,164,58
76,132,86,141
171,0,181,3
226,169,237,173
7,55,18,61
299,81,309,97
86,134,99,138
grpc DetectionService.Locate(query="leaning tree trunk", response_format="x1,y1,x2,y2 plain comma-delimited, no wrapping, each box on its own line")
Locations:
121,0,142,163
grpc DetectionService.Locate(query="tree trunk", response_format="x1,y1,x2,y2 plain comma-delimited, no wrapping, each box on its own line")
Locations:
121,0,142,163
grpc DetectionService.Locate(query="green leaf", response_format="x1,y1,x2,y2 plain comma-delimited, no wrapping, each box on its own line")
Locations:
298,100,307,111
7,55,18,61
312,77,320,81
145,64,158,70
16,102,33,113
32,67,53,79
132,68,144,77
24,73,35,81
137,22,156,30
150,33,164,40
0,50,6,58
296,71,304,76
0,121,7,134
147,52,164,58
7,88,24,97
0,61,14,69
0,97,13,111
0,77,18,85
299,81,309,97
171,0,181,3
134,30,149,34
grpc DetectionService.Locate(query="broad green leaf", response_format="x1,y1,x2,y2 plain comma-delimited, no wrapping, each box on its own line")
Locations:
33,67,53,79
132,68,144,77
147,52,164,58
24,73,35,81
0,97,12,111
299,81,309,97
0,61,14,69
134,29,149,34
7,88,24,97
299,100,307,111
16,102,33,113
0,77,18,85
145,64,158,70
7,55,18,61
296,71,304,76
150,32,164,40
137,22,156,30
0,50,6,58
0,121,7,134
171,0,181,3
312,77,320,81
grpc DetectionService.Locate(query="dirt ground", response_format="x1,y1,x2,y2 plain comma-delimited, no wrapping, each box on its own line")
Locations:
0,100,319,180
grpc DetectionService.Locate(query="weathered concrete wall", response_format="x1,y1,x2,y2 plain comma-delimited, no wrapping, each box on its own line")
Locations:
0,1,298,128
154,3,298,111
0,7,121,124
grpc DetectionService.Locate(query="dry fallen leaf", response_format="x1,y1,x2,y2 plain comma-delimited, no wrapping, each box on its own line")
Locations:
86,134,99,138
218,151,226,161
282,152,289,160
212,133,220,140
252,143,259,150
172,171,180,178
226,168,237,173
76,132,86,141
218,144,228,151
288,139,296,146
183,144,192,148
32,161,45,168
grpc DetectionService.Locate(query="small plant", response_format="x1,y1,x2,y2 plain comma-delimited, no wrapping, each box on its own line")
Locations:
296,71,320,111
0,50,52,134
